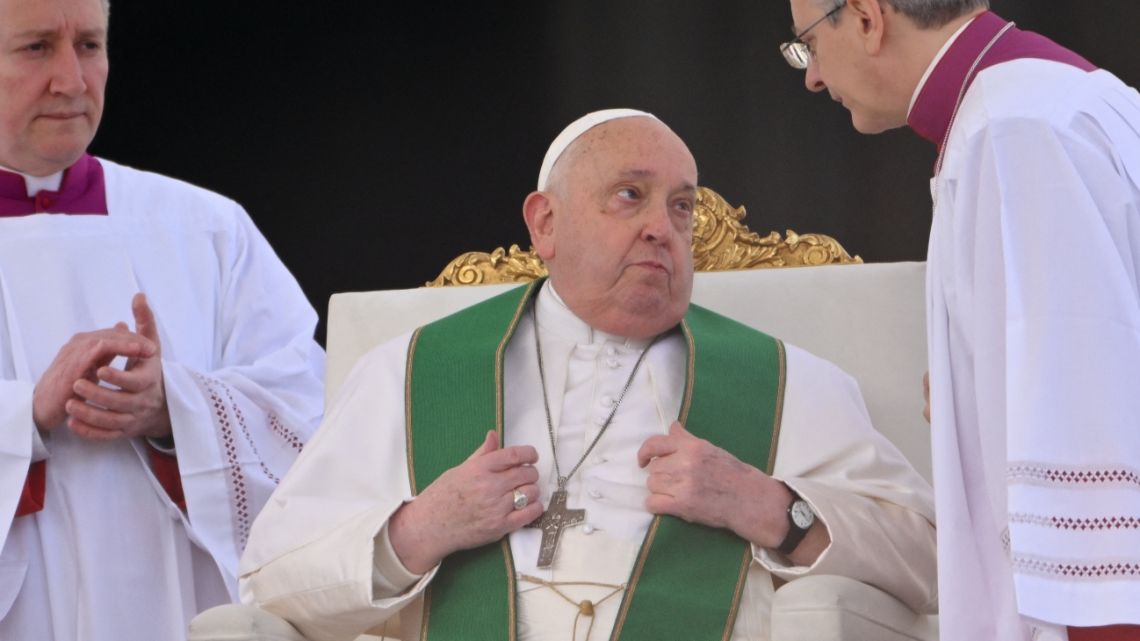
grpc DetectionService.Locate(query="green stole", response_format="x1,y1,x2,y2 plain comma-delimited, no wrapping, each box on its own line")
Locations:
404,280,785,641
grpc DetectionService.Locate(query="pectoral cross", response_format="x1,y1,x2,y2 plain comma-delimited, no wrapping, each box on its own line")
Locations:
526,489,585,568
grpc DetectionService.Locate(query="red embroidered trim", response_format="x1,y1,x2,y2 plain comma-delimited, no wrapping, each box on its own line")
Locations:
269,412,303,452
1011,513,1140,531
1008,463,1140,490
195,373,252,549
222,385,279,485
1013,556,1140,580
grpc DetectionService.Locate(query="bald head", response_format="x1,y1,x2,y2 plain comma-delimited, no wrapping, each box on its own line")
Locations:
523,114,699,338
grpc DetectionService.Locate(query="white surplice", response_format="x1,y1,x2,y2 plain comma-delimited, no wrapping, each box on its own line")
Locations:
240,283,936,641
928,59,1140,638
0,158,326,641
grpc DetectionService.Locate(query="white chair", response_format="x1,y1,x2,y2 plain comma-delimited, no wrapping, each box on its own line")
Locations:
190,188,936,640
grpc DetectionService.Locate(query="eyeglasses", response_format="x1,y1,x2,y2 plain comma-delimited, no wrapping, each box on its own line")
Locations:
780,1,847,69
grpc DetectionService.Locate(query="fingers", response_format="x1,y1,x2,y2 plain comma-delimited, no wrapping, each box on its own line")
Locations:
94,364,158,394
483,444,539,472
67,417,127,441
502,483,541,513
503,483,544,530
73,379,132,412
466,430,500,461
465,432,542,472
644,466,680,495
66,398,133,432
499,461,540,490
636,421,690,467
645,493,680,518
504,500,545,530
637,434,677,468
73,377,157,413
85,334,157,362
132,293,162,349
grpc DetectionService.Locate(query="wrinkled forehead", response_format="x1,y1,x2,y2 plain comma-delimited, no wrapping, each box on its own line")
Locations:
560,118,698,186
0,0,108,34
788,0,829,30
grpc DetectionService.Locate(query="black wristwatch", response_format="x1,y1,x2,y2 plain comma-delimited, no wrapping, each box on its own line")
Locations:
776,485,815,556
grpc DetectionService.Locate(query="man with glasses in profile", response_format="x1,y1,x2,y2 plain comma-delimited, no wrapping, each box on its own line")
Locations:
781,1,1140,639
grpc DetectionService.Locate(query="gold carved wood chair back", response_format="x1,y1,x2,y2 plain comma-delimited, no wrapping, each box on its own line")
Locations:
426,187,860,287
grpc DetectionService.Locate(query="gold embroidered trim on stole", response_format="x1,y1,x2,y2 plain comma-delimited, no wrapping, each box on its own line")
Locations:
764,341,788,594
492,280,540,641
721,546,755,641
404,327,425,494
418,589,432,641
609,516,663,640
678,320,697,427
767,341,787,476
404,327,433,641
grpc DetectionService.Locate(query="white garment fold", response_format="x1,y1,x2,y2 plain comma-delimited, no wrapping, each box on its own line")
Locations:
929,59,1140,638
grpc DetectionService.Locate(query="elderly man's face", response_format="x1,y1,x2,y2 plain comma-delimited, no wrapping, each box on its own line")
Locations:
528,118,698,339
0,0,108,176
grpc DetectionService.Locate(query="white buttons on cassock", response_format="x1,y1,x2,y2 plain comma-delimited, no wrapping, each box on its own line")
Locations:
582,524,596,535
601,395,615,407
588,489,602,499
605,345,617,356
606,358,620,369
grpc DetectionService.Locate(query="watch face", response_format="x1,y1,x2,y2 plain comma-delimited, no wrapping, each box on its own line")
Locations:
790,500,815,529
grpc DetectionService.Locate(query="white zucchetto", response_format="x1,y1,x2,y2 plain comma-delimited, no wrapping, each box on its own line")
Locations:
536,108,658,190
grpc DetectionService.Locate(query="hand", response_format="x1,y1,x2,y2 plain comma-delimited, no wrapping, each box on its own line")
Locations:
638,421,790,548
389,430,544,574
33,311,157,432
922,371,931,424
67,293,172,441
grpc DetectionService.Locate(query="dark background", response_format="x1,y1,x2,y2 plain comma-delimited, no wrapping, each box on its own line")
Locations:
93,1,1140,343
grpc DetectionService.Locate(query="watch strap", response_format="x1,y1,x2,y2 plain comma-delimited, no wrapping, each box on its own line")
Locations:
776,486,811,555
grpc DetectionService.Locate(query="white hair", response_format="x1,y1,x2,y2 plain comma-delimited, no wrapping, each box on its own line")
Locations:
818,0,988,28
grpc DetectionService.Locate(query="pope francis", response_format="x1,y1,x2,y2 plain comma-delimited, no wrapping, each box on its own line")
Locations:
232,110,938,641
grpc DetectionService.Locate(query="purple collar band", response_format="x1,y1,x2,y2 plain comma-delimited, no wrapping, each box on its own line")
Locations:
907,11,1096,148
0,154,109,217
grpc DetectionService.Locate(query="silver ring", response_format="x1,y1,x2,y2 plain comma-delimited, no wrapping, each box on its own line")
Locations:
512,489,529,510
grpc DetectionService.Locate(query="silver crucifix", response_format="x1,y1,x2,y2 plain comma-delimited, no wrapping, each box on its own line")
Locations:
526,489,585,567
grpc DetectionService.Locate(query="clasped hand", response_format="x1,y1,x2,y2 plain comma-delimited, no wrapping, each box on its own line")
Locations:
390,430,543,575
638,421,792,549
33,293,172,441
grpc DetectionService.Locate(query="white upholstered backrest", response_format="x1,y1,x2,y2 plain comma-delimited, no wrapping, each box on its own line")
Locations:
325,262,931,480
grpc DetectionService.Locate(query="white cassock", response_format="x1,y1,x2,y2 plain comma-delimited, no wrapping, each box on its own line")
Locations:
240,283,936,641
928,58,1140,638
0,158,326,641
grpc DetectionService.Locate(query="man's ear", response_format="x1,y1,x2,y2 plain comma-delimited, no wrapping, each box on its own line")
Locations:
848,0,887,56
523,191,556,261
